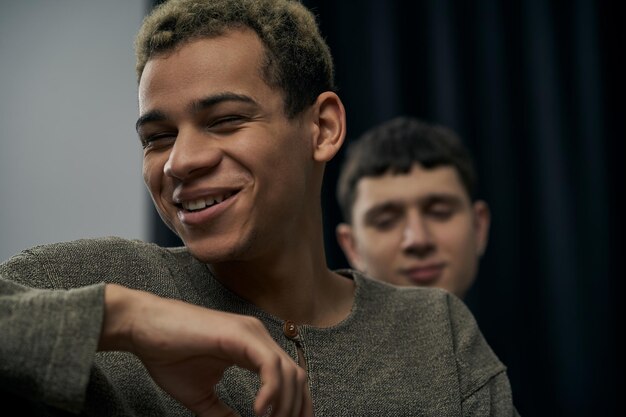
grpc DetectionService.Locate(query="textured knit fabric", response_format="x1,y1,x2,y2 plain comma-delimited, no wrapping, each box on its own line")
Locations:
0,237,519,416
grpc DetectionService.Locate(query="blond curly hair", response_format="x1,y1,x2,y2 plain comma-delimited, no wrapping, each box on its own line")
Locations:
135,0,335,118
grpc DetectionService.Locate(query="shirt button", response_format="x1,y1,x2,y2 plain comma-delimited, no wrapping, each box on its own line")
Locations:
283,320,299,339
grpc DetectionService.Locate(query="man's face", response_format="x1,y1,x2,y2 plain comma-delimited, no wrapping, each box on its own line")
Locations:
336,163,490,298
137,29,314,263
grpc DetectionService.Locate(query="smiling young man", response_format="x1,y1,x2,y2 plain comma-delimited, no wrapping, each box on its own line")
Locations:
336,116,490,299
0,1,517,416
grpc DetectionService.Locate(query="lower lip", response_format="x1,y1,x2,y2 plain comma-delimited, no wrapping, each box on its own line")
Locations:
177,193,239,226
403,266,443,285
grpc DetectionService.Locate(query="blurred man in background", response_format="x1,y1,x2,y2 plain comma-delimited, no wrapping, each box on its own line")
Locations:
336,116,490,299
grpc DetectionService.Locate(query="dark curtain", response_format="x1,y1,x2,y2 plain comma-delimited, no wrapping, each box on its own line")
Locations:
148,1,624,416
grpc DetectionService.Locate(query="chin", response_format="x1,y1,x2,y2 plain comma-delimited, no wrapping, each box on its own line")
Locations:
186,243,233,263
184,235,254,264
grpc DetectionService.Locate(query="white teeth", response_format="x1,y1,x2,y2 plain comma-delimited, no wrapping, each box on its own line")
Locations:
183,198,206,211
181,192,232,211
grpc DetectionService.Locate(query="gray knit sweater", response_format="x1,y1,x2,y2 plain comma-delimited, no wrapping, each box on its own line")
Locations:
0,237,518,416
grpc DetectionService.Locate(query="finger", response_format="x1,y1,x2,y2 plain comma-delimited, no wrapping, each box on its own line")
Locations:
254,357,308,417
299,375,313,417
268,360,299,417
287,365,310,417
253,357,283,416
289,365,308,417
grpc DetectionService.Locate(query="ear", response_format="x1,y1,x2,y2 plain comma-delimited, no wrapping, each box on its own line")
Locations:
472,200,491,257
336,223,364,270
310,91,346,162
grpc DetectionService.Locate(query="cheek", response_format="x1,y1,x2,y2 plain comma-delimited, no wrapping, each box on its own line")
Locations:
357,229,402,262
251,139,310,203
438,220,477,256
142,154,178,230
142,154,164,189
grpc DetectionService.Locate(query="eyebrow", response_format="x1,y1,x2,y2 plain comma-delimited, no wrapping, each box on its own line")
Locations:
135,92,258,133
190,92,257,113
421,193,464,207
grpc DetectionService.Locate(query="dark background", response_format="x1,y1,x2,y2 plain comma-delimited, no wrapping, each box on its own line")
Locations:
148,1,625,416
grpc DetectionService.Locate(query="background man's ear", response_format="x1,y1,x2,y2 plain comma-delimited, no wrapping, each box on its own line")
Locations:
311,92,346,162
335,223,363,270
473,200,491,256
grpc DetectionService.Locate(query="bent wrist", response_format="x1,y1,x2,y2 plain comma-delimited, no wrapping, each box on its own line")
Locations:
98,283,149,352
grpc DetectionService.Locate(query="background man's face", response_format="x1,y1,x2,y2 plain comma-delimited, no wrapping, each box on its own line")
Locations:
337,163,489,298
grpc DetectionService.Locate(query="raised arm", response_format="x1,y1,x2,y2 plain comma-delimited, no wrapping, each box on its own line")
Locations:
1,271,311,417
0,276,104,413
100,283,312,417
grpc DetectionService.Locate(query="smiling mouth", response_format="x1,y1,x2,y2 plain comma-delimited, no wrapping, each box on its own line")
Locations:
402,264,444,284
178,190,238,212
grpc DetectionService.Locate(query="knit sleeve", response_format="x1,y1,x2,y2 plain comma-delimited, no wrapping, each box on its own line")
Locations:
461,370,521,416
0,253,105,414
445,292,520,416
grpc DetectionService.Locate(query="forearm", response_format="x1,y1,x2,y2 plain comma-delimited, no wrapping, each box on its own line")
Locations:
2,277,312,417
0,277,105,413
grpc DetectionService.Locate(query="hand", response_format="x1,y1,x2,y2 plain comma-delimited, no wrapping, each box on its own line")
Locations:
100,284,312,417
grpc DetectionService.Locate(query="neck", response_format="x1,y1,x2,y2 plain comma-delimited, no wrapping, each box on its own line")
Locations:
209,225,354,327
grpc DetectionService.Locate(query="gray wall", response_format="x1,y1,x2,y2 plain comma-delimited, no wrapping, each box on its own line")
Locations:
0,1,148,261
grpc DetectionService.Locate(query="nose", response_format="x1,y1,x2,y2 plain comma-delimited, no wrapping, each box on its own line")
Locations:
401,210,435,255
163,128,222,180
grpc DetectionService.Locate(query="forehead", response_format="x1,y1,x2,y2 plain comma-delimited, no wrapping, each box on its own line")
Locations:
137,29,272,113
354,164,468,207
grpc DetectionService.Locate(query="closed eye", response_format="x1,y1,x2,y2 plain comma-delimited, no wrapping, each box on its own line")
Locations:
364,205,404,231
425,201,459,221
140,132,177,149
207,115,249,132
370,215,401,230
427,207,454,220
